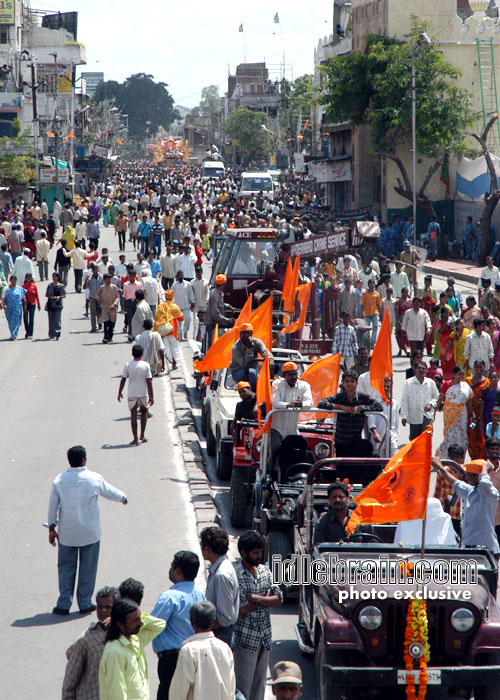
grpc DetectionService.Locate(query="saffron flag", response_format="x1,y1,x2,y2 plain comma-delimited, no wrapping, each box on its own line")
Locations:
370,307,392,404
274,12,280,23
193,296,252,372
256,353,272,433
250,295,273,351
346,428,432,534
282,255,300,314
281,258,293,307
299,353,341,421
239,22,244,32
283,281,312,334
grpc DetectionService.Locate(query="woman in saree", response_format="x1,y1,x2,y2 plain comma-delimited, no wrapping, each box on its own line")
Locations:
395,286,412,356
462,295,481,330
445,317,470,372
153,289,184,371
420,287,436,355
61,224,76,251
437,366,473,458
486,317,500,372
2,274,26,340
433,308,455,380
467,359,490,459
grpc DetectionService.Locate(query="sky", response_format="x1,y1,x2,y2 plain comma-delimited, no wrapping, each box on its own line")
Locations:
33,0,334,107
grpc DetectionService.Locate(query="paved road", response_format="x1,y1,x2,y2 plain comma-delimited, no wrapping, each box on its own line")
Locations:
0,228,202,700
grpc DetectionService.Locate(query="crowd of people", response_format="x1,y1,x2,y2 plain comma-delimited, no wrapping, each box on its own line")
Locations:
8,158,500,699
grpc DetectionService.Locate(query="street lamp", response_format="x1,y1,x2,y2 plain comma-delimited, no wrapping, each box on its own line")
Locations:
411,32,431,245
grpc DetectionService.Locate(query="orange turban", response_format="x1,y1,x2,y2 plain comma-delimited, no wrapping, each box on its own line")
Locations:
215,274,227,285
164,290,174,300
464,460,485,474
237,381,251,390
282,361,298,373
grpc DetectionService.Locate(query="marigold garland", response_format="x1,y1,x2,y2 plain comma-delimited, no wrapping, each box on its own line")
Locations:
403,598,430,700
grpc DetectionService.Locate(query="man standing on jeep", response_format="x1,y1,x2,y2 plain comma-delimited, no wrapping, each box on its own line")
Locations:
271,361,313,461
229,322,267,390
314,482,374,544
318,370,382,457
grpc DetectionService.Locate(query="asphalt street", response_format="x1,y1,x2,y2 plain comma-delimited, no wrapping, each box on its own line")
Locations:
0,226,202,700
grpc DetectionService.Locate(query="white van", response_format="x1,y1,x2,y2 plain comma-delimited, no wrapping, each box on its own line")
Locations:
239,171,274,201
201,161,225,180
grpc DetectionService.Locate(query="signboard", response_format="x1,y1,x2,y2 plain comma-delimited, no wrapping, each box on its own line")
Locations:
0,0,15,25
0,92,21,111
58,73,72,93
289,230,349,258
310,159,352,183
39,168,70,184
295,153,305,173
81,72,104,96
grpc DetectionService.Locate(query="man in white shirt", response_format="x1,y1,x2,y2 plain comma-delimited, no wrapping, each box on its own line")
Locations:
400,362,439,440
118,343,154,445
47,445,127,614
390,261,410,298
172,269,195,340
134,252,151,278
401,297,432,355
271,361,313,458
176,245,196,281
72,241,86,292
169,600,235,700
160,244,178,290
478,256,500,291
141,269,160,314
35,232,50,281
190,266,209,340
12,247,35,284
464,317,494,374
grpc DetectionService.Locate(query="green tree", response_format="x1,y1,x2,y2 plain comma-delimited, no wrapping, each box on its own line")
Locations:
319,20,474,219
94,73,179,140
199,85,220,115
0,120,36,186
225,108,268,165
282,74,314,151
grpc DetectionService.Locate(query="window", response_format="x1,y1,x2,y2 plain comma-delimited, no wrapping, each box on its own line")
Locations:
0,29,7,44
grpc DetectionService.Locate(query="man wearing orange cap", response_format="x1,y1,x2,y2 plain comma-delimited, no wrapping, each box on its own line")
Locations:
229,322,267,391
234,381,258,422
434,456,499,558
205,273,234,348
271,362,313,459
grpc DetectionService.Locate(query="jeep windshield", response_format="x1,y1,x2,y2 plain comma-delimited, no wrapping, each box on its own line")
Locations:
241,176,273,192
212,239,277,280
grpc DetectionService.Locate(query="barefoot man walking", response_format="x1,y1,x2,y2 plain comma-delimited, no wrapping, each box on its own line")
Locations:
118,344,154,445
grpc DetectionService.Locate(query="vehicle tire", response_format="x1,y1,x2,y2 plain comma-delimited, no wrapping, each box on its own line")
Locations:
315,642,355,700
200,397,207,437
206,411,216,456
230,466,248,527
474,653,500,700
216,434,233,480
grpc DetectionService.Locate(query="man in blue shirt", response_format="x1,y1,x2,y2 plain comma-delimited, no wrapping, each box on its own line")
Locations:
151,550,205,700
139,215,152,256
147,251,162,280
463,216,476,259
427,217,440,261
151,215,165,259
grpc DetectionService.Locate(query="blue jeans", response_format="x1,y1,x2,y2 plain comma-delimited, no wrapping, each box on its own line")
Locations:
140,237,150,255
153,234,162,258
48,309,62,338
365,313,379,349
232,366,259,391
428,241,437,259
57,540,100,611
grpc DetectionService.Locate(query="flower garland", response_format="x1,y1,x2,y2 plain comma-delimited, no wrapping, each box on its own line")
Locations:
403,598,430,700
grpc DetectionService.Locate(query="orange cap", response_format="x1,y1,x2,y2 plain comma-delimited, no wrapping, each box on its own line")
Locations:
237,381,251,390
464,459,485,474
164,290,174,300
240,322,253,332
215,274,227,285
282,361,298,373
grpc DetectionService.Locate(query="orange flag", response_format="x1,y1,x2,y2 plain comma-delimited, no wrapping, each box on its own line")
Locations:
256,353,272,433
281,257,293,305
250,295,273,351
346,428,432,534
299,353,341,421
282,255,300,314
283,281,312,334
370,307,392,404
193,296,252,372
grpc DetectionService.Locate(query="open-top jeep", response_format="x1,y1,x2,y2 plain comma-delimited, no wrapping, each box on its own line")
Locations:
294,460,500,700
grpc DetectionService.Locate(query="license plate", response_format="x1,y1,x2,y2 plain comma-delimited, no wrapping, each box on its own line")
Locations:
397,670,441,685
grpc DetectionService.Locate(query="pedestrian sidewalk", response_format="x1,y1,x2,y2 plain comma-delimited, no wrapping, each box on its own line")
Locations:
422,258,482,286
